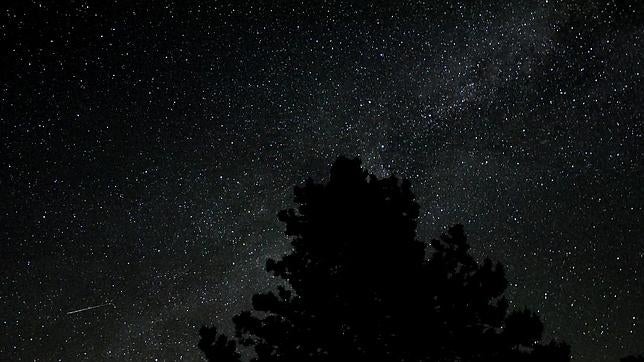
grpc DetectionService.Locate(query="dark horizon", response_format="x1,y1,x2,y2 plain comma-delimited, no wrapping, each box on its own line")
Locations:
2,1,643,361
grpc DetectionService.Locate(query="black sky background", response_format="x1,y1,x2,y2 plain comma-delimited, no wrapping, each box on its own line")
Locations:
2,1,643,360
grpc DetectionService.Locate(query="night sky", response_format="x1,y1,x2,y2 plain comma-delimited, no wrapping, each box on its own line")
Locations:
2,1,643,361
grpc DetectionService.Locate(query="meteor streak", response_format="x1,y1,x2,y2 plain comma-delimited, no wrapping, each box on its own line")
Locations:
66,302,114,315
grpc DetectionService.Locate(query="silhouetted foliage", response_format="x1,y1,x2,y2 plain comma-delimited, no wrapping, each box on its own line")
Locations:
621,355,644,362
198,326,241,362
199,157,570,361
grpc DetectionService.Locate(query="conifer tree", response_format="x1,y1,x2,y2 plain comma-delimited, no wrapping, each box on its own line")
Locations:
199,157,570,362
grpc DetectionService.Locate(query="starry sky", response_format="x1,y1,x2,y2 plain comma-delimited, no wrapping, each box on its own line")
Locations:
1,1,643,361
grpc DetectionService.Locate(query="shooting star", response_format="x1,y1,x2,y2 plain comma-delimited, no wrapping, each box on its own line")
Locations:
66,302,115,315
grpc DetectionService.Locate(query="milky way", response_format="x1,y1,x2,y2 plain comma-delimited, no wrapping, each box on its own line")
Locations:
2,2,643,361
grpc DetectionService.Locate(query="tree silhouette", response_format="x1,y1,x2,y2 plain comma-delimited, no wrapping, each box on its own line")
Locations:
199,157,570,361
621,355,644,362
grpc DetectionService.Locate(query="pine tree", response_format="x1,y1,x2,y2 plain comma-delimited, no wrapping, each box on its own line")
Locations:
199,157,570,361
621,355,644,362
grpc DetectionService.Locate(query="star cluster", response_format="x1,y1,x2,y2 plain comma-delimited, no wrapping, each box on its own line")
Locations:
2,1,643,361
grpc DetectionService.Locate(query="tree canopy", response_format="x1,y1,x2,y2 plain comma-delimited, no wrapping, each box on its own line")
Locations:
621,355,644,362
199,157,570,361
